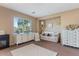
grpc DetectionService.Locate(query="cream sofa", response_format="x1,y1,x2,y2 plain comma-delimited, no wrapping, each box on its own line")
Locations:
41,32,59,43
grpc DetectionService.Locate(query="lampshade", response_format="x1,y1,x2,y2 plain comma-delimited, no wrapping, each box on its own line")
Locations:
41,21,44,25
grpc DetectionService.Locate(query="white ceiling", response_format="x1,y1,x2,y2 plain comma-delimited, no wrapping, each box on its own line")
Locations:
0,3,79,18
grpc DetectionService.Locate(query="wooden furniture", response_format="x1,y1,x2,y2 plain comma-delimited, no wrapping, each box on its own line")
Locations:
0,34,9,48
61,28,79,48
15,33,34,45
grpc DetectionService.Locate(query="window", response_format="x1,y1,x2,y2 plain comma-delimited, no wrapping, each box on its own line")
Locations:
13,17,32,34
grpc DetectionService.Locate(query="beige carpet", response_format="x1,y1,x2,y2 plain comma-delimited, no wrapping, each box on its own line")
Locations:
11,44,57,56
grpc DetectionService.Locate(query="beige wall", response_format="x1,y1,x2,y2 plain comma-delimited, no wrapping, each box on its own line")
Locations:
61,9,79,28
39,8,79,29
0,5,79,45
0,6,37,45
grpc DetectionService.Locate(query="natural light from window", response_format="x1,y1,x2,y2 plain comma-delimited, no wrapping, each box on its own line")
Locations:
13,17,32,34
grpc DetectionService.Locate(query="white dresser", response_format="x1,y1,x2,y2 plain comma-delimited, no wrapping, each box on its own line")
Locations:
15,33,34,45
61,29,79,48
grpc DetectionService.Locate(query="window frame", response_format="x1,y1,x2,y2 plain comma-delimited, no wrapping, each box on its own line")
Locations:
13,16,32,34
